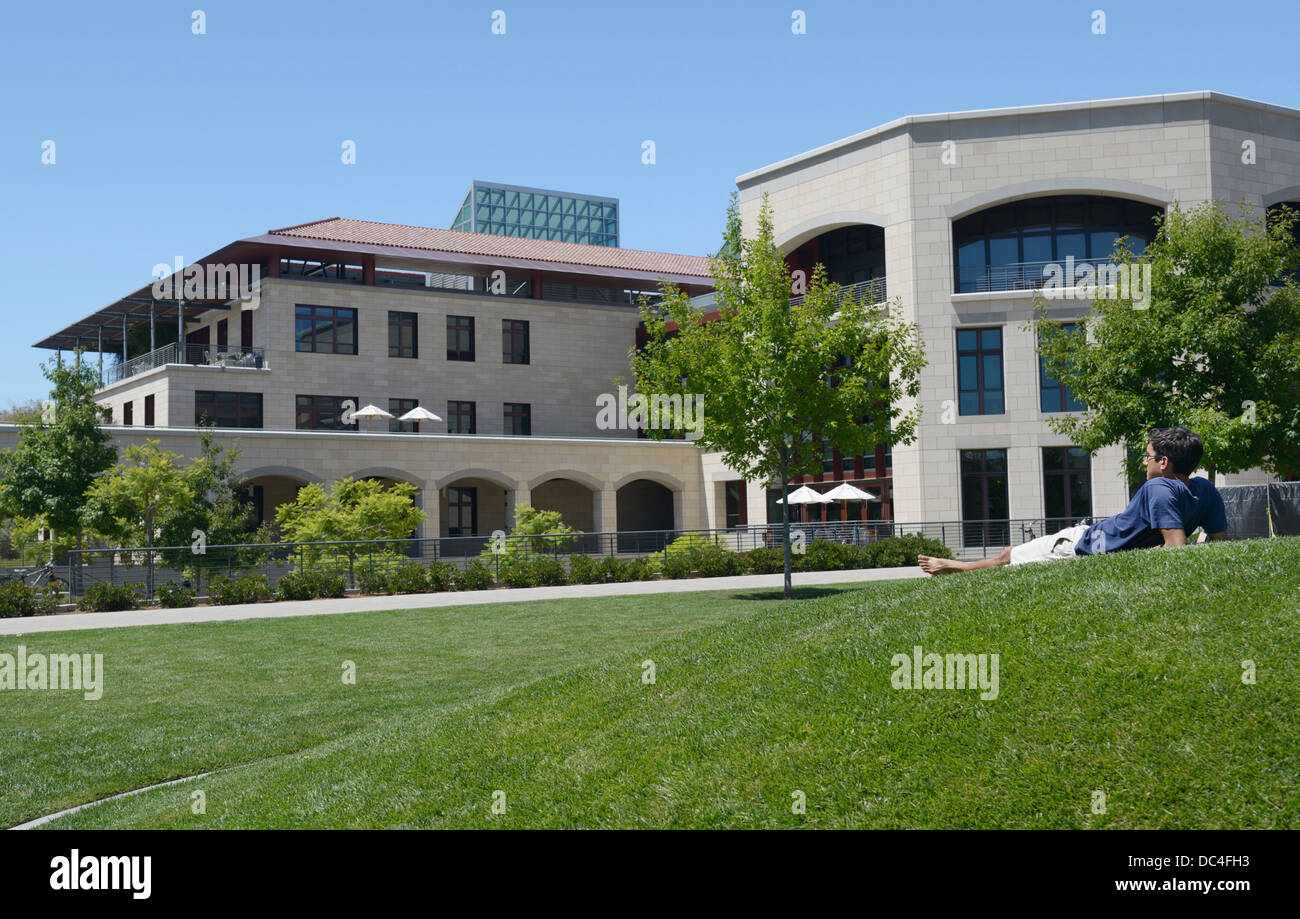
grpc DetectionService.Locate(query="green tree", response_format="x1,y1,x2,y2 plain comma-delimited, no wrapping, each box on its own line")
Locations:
81,440,195,554
0,356,116,559
485,503,580,558
1034,200,1300,482
633,195,925,598
276,477,424,582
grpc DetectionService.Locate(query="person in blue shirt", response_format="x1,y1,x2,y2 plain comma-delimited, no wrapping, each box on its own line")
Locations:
919,426,1228,574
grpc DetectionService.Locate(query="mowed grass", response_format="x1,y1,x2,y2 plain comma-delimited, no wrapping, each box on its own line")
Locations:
11,538,1300,829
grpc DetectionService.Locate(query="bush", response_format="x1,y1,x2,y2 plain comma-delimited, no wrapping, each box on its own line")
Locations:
567,554,601,584
660,551,694,580
498,555,538,588
629,556,660,581
0,579,62,617
356,568,393,595
692,544,744,578
208,573,274,605
275,569,345,601
389,562,430,594
532,557,568,587
795,540,856,572
599,556,635,582
77,581,143,612
741,547,785,574
155,581,196,608
428,562,459,592
664,532,721,556
457,560,495,591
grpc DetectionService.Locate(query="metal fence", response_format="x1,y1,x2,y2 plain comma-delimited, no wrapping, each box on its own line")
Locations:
104,342,266,386
57,517,1092,600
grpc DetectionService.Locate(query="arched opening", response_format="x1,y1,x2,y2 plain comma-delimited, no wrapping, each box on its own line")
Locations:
616,479,675,552
784,223,887,305
530,477,597,532
241,473,311,535
1266,200,1300,281
953,195,1163,293
438,476,510,556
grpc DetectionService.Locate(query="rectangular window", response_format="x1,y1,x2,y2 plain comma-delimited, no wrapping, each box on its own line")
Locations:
957,327,1004,415
725,481,747,529
217,318,229,351
196,391,263,429
122,401,133,426
447,487,478,536
240,309,253,348
503,319,530,364
447,315,475,361
1039,323,1087,413
389,397,419,433
295,305,357,354
503,402,531,436
144,394,155,427
1042,446,1092,532
960,449,1010,548
389,311,418,359
295,394,358,431
447,400,476,434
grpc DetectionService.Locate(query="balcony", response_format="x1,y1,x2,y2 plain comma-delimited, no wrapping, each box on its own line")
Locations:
789,277,887,308
103,343,266,387
956,258,1116,294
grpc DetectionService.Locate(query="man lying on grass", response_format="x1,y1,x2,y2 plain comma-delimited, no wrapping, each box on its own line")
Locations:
918,427,1228,575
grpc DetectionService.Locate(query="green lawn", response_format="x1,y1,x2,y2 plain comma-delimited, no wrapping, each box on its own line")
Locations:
6,538,1299,828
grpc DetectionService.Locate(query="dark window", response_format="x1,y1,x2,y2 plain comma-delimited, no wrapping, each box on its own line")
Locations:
240,309,253,348
295,394,358,431
503,319,530,364
196,391,263,429
447,486,478,536
725,481,747,528
447,315,474,361
389,311,418,359
122,401,133,426
957,327,1004,415
1039,323,1087,413
953,196,1162,292
504,402,531,435
1043,447,1092,532
217,318,228,351
389,397,419,433
144,394,155,427
295,305,357,354
960,449,1010,548
447,400,476,434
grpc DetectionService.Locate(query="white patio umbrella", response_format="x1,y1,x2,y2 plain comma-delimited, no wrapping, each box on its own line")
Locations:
823,482,879,522
349,403,394,432
776,484,832,524
397,405,442,432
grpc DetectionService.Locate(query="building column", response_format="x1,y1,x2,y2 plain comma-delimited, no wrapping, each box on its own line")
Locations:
423,491,440,561
505,483,530,530
596,486,619,534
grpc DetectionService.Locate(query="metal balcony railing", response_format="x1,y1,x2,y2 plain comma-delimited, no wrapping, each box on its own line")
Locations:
103,343,266,386
956,258,1119,294
789,277,887,308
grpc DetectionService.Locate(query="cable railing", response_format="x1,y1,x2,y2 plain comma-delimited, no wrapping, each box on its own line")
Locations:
103,343,266,386
956,257,1118,294
789,277,887,308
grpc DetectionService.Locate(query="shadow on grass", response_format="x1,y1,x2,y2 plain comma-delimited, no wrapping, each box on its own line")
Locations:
732,584,872,602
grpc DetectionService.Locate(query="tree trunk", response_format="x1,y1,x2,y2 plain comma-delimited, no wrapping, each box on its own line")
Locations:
780,470,792,600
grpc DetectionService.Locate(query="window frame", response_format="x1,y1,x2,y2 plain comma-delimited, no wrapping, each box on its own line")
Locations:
503,402,531,436
956,326,1005,416
502,319,530,364
195,390,264,429
388,311,418,359
295,394,359,431
447,400,476,434
447,315,475,361
294,304,358,355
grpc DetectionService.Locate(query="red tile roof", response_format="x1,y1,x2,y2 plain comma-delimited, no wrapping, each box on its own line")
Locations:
267,217,714,279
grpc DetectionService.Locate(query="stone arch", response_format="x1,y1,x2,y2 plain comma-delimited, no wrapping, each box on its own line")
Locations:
946,177,1173,220
775,210,892,253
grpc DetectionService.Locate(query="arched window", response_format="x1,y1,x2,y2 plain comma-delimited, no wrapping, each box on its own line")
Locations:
953,196,1162,293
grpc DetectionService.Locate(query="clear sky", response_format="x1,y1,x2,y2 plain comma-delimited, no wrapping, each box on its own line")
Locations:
1,0,1296,405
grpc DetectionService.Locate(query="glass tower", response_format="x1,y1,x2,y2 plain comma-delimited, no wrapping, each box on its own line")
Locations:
452,181,619,247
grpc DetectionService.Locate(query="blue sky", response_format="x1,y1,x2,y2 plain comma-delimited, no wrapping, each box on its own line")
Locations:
1,0,1296,404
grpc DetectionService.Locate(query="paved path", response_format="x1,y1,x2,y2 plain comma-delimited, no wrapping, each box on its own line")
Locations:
0,567,926,634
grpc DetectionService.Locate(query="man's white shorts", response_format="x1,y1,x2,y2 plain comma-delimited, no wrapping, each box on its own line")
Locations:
1008,524,1091,566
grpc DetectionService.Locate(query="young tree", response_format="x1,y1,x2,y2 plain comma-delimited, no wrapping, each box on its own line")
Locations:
1035,200,1300,482
0,356,116,559
633,195,925,598
276,477,424,582
81,440,195,553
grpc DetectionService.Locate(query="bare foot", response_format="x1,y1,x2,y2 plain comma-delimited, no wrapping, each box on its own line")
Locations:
918,555,965,575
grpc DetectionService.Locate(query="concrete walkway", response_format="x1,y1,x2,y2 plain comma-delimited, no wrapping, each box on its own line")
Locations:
0,567,926,634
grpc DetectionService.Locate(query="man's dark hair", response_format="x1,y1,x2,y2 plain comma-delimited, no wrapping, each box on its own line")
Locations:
1148,426,1204,476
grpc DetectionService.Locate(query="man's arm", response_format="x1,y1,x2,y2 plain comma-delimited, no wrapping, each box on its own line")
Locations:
1159,527,1187,548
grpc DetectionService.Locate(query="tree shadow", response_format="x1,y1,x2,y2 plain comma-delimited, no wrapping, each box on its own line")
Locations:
732,584,870,602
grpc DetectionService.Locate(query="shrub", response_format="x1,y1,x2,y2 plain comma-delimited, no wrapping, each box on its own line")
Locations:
741,547,785,574
629,556,660,581
692,544,744,578
599,556,635,583
664,532,720,556
457,560,495,591
356,568,393,595
428,562,459,592
275,569,345,601
389,562,430,594
660,551,694,580
77,581,143,612
498,555,538,588
567,554,601,584
155,581,196,608
208,573,274,605
795,540,856,572
532,557,568,587
0,579,62,617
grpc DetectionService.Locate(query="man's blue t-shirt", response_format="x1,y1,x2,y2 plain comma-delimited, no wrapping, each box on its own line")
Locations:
1075,476,1224,555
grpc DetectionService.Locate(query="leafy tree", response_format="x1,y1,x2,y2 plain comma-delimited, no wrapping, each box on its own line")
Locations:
0,356,116,559
485,503,580,558
1034,200,1300,482
276,477,424,582
633,194,925,598
81,440,195,554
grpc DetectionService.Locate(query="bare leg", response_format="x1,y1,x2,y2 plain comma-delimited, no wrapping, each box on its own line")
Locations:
918,547,1012,575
